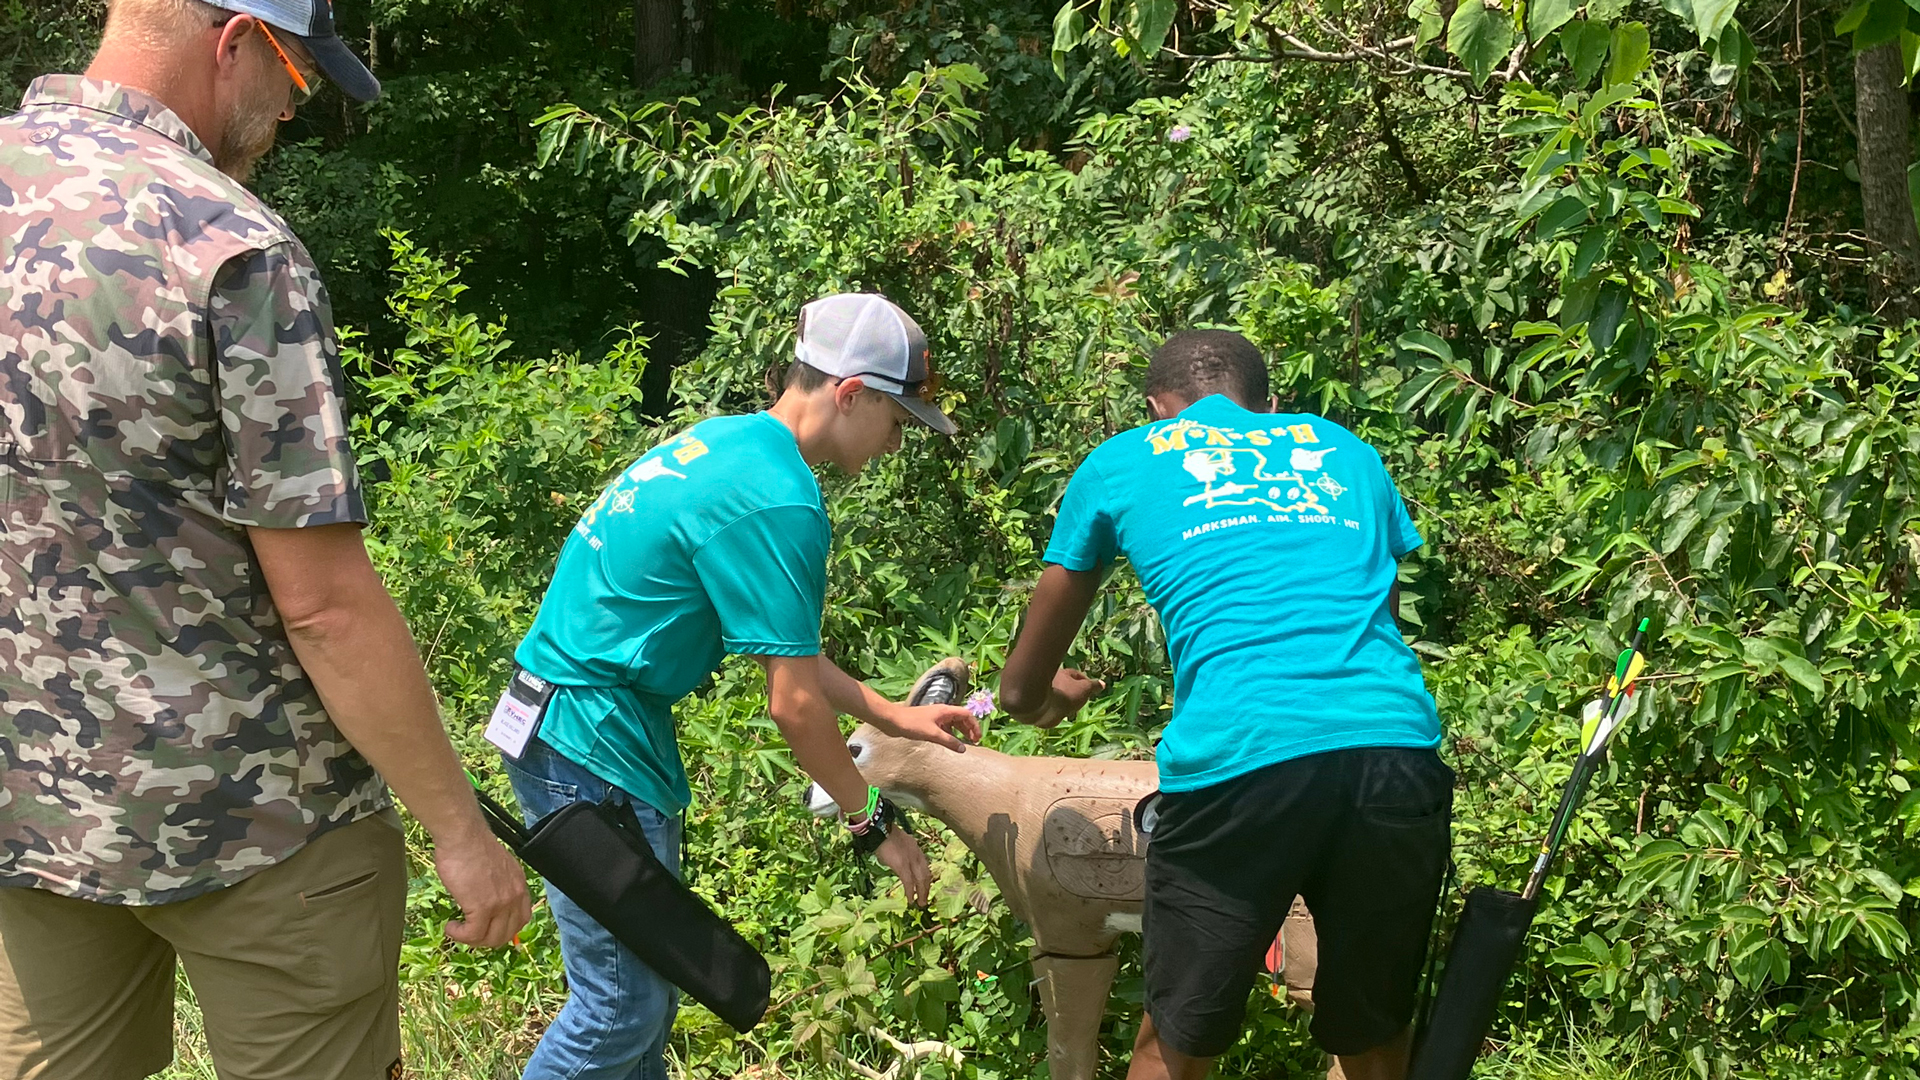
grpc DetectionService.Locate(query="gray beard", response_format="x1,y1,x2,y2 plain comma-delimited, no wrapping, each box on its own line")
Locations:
215,100,280,183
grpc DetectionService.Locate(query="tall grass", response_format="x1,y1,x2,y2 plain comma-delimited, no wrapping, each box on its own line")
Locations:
156,955,1694,1080
159,965,551,1080
1477,1029,1696,1080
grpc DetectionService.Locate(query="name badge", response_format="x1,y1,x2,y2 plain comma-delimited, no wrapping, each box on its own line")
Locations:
484,668,555,761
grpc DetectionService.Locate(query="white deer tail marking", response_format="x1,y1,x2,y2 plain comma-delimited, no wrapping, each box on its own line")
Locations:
804,782,839,818
804,781,930,817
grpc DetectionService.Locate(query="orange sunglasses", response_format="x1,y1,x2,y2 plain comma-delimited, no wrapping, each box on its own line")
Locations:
255,22,315,105
216,15,315,106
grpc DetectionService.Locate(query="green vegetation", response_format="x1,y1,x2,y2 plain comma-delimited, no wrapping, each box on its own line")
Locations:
11,0,1920,1076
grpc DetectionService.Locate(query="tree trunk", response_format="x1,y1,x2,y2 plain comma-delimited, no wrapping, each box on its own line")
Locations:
634,0,679,86
1854,42,1920,320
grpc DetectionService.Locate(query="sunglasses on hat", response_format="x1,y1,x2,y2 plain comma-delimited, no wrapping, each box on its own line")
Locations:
844,360,943,404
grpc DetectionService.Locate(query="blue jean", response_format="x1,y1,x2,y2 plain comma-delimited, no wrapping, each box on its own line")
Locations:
503,738,682,1080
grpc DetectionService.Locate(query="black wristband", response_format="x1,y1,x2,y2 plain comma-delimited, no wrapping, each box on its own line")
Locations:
850,796,900,856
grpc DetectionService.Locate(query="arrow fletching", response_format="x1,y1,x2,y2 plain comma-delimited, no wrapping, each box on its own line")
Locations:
1607,652,1647,698
1525,616,1653,902
1583,619,1651,757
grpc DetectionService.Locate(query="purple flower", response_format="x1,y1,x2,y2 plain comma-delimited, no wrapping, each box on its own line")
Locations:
966,689,995,719
1168,125,1192,143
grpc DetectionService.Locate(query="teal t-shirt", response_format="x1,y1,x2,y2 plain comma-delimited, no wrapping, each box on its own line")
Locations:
513,412,829,814
1044,395,1440,792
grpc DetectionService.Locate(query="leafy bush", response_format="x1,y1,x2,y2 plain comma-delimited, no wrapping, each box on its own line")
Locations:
337,41,1918,1080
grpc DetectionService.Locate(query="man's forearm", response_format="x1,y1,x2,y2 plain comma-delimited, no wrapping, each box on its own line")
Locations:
283,590,492,848
251,523,528,946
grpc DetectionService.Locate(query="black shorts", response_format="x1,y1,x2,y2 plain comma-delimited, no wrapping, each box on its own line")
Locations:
1142,746,1454,1058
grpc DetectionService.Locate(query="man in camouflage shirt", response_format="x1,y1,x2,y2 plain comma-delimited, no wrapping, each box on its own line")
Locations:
0,1,530,1077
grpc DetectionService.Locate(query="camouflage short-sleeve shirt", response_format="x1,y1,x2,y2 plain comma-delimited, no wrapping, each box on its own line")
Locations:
0,77,389,905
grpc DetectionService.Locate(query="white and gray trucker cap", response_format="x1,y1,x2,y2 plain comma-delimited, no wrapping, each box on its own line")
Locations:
220,0,381,102
794,293,957,435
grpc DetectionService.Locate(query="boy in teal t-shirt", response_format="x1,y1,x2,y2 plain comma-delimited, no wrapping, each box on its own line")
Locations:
493,294,980,1080
999,331,1451,1080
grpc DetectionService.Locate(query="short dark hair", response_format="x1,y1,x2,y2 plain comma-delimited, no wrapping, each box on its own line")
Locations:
1144,330,1270,409
781,359,835,393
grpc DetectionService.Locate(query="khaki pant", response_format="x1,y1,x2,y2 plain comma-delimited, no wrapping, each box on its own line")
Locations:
0,811,406,1080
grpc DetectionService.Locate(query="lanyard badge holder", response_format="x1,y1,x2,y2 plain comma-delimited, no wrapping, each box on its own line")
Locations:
474,669,772,1033
484,667,554,761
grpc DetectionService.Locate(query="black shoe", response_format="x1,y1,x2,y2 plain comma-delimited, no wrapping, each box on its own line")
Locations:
906,657,970,708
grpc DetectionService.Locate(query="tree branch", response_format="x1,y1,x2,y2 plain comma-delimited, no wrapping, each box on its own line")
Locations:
1371,77,1432,201
1159,2,1497,84
1162,38,1473,81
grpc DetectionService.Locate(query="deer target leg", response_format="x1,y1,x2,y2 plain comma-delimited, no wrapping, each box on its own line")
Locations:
1030,951,1119,1080
1279,896,1319,1011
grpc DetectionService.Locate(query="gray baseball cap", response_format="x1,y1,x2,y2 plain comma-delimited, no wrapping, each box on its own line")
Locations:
794,293,957,435
223,0,380,102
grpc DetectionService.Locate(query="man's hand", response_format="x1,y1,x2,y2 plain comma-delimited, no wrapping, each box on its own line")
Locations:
1029,667,1107,729
435,830,534,947
873,828,931,907
876,701,981,750
252,523,532,948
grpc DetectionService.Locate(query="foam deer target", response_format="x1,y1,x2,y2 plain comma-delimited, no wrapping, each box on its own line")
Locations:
807,659,1325,1080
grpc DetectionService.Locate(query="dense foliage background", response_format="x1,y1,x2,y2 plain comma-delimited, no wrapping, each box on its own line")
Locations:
7,0,1920,1076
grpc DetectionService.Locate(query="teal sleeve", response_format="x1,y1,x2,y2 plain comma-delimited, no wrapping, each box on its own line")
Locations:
1385,468,1423,557
1043,458,1118,571
692,504,828,655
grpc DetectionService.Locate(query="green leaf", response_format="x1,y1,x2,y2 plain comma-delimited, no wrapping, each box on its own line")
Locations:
1411,0,1449,49
1606,22,1652,86
1691,0,1739,43
1449,0,1517,87
1708,29,1750,83
1911,157,1920,233
1778,654,1825,695
1590,281,1629,350
1133,0,1179,57
1560,271,1602,326
1844,0,1910,48
1561,19,1612,85
1537,193,1593,239
1863,868,1907,904
1530,0,1577,42
1627,191,1664,228
1051,2,1087,80
1573,227,1614,278
1397,329,1457,362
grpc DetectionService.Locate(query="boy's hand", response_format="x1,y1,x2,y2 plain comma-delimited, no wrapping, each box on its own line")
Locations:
874,828,932,907
1031,668,1106,729
878,702,980,750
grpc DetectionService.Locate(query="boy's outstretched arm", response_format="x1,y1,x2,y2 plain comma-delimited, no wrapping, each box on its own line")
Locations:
814,656,981,749
999,564,1108,728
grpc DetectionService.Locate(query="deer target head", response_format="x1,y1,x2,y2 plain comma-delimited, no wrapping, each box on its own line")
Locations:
803,658,969,818
804,723,942,817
